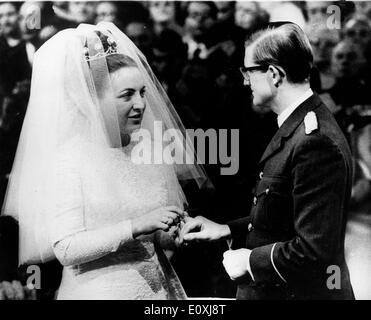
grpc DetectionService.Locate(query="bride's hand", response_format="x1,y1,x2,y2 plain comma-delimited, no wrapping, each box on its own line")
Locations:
131,206,184,238
171,212,191,247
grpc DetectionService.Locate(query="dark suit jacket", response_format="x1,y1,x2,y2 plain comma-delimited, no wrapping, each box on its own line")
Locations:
227,94,355,300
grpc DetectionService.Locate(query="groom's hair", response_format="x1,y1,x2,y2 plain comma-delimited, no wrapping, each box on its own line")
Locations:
246,22,313,84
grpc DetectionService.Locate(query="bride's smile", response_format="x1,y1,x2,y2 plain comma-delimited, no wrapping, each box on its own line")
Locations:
111,66,146,136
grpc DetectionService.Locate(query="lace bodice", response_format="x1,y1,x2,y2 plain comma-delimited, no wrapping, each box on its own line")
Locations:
51,138,186,300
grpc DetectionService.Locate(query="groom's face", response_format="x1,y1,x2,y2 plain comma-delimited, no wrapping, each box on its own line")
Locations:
243,47,274,109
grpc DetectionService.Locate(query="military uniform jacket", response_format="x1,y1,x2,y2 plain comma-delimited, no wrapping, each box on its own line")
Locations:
227,94,355,300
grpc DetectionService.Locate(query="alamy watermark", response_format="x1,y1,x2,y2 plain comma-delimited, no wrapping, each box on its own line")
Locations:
130,121,240,175
326,5,341,30
26,265,41,290
326,265,341,290
22,4,41,31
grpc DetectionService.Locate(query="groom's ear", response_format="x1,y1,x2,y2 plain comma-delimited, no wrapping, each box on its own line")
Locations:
268,65,285,87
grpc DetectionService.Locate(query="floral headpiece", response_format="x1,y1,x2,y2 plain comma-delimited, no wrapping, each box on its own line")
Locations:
84,36,118,61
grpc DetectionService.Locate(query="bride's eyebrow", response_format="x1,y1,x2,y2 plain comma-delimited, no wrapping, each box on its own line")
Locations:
118,86,146,94
118,88,135,94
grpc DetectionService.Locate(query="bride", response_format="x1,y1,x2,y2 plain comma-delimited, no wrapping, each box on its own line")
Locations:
2,22,209,300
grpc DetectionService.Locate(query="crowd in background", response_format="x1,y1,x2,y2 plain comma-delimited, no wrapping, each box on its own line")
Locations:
0,1,371,299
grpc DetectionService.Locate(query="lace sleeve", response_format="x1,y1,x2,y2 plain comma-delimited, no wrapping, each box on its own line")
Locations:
53,221,133,266
50,146,133,266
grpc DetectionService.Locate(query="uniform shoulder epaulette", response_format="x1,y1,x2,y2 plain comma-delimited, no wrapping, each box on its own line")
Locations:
304,111,318,135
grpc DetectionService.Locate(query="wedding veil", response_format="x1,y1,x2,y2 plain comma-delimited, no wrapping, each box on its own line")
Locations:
2,22,209,264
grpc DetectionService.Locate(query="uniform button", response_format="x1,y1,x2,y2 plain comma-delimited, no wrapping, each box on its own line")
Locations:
253,196,257,205
265,188,270,194
248,223,253,232
259,172,264,179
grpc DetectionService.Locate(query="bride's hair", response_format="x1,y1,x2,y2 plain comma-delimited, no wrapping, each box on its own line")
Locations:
95,30,137,73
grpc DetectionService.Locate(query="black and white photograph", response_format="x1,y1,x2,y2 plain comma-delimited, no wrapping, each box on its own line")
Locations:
0,0,370,307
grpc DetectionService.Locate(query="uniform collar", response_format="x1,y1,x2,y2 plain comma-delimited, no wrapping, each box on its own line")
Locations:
259,93,322,166
277,89,313,128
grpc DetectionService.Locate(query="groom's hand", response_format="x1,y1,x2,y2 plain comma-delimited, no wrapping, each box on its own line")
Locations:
179,216,231,243
223,249,253,281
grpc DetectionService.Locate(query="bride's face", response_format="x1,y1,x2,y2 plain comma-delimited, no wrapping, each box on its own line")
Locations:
110,66,146,137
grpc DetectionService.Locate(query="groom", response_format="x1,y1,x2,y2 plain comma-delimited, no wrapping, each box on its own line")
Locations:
180,22,355,300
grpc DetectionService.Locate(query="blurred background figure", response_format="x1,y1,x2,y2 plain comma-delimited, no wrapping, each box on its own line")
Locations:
306,0,354,28
323,40,370,133
182,1,217,60
0,1,19,37
306,0,331,27
177,1,240,129
181,1,243,65
213,1,245,61
20,1,74,47
0,2,31,207
354,0,371,20
95,1,119,24
19,1,42,56
146,1,186,96
307,24,340,91
147,0,183,36
151,28,187,96
234,1,269,36
0,2,30,75
343,15,371,48
342,14,371,83
215,1,235,24
124,20,155,62
52,1,95,26
68,1,95,24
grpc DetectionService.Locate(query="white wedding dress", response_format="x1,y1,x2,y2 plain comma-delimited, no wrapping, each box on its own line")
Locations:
51,137,186,300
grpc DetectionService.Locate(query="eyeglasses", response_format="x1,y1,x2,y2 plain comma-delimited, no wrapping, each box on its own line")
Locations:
239,65,269,82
